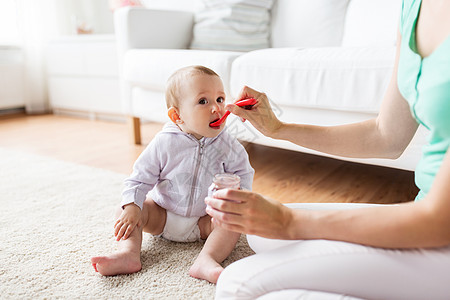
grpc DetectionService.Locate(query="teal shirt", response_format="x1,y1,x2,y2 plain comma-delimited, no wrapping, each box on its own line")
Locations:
397,0,450,201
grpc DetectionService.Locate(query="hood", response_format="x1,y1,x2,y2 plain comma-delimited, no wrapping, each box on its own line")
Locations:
161,122,225,144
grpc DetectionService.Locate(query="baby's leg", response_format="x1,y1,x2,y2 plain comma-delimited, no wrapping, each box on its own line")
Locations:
189,215,240,283
91,199,166,276
91,206,143,276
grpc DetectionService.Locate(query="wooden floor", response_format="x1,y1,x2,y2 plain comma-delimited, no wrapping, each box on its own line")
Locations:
0,113,419,204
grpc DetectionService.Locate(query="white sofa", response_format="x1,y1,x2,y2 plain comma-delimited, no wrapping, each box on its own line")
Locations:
114,0,427,171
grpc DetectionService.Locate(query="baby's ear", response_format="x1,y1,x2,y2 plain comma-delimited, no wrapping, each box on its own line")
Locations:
168,107,183,124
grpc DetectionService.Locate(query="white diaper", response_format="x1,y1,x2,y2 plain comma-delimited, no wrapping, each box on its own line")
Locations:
159,211,201,242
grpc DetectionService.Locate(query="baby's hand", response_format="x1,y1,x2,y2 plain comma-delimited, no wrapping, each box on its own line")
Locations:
114,204,141,241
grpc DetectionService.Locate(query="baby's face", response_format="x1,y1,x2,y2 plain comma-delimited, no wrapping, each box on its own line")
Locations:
177,73,227,139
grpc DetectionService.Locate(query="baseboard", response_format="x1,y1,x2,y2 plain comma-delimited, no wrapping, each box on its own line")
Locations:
0,107,26,118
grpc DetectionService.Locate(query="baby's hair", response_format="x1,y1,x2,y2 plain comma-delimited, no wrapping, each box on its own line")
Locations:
165,65,219,109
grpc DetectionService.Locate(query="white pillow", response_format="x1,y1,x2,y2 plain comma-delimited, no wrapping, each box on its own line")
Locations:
190,0,275,52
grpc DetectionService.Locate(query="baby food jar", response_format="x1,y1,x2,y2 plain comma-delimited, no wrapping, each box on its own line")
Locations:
208,173,241,197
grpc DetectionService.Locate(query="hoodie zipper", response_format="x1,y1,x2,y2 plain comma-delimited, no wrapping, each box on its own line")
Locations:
186,139,204,216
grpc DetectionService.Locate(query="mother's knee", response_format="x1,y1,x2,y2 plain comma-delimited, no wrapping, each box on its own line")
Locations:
216,263,242,299
216,259,256,300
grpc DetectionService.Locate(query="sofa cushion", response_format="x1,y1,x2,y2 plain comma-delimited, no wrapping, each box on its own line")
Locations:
123,49,242,95
270,0,349,48
140,0,197,11
342,0,402,47
190,0,275,52
230,47,396,113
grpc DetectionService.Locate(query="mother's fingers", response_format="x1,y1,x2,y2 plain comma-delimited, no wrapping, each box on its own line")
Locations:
211,188,253,203
206,205,243,227
205,196,243,214
225,104,251,120
237,85,263,101
212,217,246,234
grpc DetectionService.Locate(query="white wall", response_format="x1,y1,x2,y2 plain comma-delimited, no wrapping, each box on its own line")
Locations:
55,0,114,35
0,48,25,110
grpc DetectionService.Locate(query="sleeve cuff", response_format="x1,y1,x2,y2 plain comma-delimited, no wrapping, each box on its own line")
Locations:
120,197,144,210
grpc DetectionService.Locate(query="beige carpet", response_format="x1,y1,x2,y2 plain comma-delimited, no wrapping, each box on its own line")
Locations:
0,148,254,299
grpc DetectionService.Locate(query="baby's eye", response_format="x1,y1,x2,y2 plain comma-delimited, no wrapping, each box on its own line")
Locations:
198,98,207,105
217,97,225,103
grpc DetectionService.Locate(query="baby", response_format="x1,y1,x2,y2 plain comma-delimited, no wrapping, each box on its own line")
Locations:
91,65,254,283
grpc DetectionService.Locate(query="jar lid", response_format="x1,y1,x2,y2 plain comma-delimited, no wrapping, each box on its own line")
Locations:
213,173,240,188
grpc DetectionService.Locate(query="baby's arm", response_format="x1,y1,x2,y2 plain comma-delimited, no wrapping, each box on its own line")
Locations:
121,139,161,210
114,203,141,241
118,136,162,239
120,135,161,210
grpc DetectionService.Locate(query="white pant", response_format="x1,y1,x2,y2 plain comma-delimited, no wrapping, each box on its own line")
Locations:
216,203,450,300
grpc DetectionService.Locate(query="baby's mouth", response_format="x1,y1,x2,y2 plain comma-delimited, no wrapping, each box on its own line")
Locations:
209,118,220,127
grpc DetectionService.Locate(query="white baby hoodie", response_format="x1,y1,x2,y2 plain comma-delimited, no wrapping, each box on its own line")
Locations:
121,122,254,217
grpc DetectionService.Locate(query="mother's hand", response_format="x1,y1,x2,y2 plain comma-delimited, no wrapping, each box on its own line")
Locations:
226,86,283,138
205,189,294,239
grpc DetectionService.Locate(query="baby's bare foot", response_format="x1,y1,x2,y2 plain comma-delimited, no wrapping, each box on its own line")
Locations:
91,252,141,276
189,254,223,284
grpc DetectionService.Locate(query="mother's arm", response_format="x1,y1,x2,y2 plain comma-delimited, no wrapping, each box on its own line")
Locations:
229,31,418,159
206,149,450,248
294,149,450,249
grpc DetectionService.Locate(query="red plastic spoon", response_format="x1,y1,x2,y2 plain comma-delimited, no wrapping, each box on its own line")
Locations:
210,98,257,127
